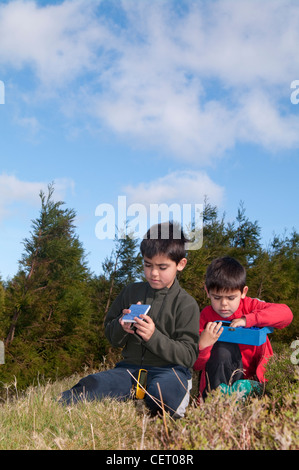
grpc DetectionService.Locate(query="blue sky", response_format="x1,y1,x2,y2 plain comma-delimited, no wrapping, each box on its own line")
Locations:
0,0,298,281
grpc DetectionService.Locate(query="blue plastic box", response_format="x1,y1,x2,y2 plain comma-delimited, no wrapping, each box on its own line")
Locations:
217,321,274,346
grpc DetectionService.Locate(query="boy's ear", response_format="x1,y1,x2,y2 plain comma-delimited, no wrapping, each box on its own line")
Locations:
241,286,248,298
177,257,187,272
204,285,210,297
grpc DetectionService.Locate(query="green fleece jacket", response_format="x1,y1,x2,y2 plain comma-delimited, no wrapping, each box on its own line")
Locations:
104,278,200,369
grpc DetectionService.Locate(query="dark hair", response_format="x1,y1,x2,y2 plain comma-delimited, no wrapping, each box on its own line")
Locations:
205,256,247,292
140,222,188,264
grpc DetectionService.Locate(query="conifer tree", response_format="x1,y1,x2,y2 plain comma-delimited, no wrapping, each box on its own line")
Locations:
90,231,143,322
181,199,231,309
227,202,261,266
2,184,97,387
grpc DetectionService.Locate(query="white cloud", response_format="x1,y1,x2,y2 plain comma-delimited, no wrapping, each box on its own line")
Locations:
86,0,299,161
1,0,299,161
0,174,74,221
0,0,107,87
123,170,224,208
171,0,297,86
237,89,299,149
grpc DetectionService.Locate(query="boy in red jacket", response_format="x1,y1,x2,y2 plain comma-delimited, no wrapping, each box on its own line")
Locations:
193,256,293,400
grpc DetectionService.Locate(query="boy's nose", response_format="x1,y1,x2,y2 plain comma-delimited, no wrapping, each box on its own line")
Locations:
151,268,159,277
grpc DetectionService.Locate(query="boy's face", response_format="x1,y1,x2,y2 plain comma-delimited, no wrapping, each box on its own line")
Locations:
206,286,248,318
143,254,187,290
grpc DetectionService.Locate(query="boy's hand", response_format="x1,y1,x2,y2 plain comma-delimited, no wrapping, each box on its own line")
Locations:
119,307,135,335
199,322,223,349
119,302,155,340
230,316,246,328
133,315,155,342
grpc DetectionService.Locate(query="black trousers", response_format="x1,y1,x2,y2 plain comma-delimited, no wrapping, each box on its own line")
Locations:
203,341,244,398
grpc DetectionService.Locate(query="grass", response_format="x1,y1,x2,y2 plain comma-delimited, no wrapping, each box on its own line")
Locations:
0,343,298,450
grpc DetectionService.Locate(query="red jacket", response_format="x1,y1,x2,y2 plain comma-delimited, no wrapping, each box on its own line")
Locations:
193,297,293,397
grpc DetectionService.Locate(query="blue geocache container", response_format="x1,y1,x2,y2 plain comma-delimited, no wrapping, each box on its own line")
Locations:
217,321,274,346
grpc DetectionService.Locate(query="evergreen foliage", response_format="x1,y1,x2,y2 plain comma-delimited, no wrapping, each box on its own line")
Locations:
0,185,99,387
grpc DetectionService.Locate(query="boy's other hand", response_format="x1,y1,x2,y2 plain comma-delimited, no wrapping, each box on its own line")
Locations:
134,315,155,342
199,321,223,349
230,316,246,328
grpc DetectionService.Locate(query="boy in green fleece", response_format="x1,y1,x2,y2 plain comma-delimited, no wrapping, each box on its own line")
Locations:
60,222,200,417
